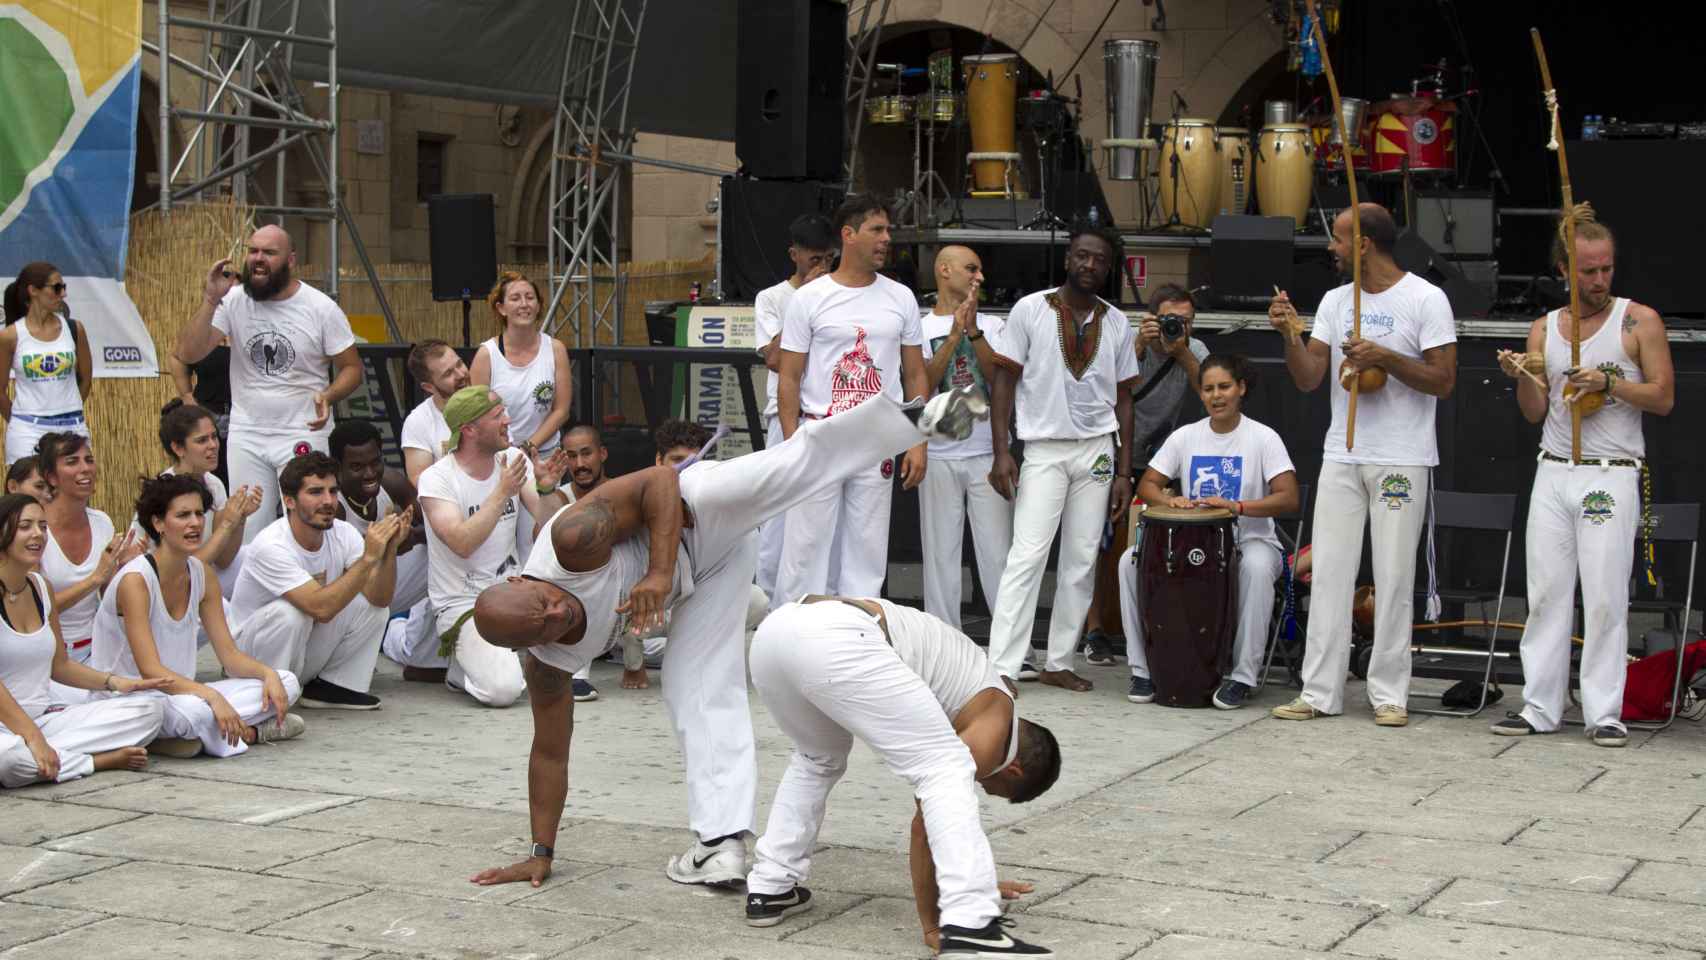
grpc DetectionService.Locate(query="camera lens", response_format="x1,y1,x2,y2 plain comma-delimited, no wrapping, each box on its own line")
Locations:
1159,314,1185,340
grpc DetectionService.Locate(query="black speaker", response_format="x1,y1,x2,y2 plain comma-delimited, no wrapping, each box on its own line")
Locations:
427,193,498,302
719,177,845,300
1210,215,1294,308
1394,228,1493,317
736,0,845,180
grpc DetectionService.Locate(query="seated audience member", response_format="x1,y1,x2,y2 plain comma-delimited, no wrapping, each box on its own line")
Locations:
654,418,713,468
400,339,470,487
0,494,166,788
144,399,260,598
6,457,49,505
92,474,303,758
1120,355,1299,709
418,387,569,707
37,432,144,663
2,261,92,466
228,452,408,710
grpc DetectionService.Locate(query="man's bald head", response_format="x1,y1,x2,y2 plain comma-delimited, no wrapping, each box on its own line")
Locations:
933,245,983,303
474,577,585,650
250,224,294,255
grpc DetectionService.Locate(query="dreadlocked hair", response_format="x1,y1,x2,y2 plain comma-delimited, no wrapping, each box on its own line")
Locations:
1552,202,1613,266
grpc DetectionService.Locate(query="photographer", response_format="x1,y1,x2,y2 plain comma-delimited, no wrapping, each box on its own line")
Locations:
1081,283,1209,666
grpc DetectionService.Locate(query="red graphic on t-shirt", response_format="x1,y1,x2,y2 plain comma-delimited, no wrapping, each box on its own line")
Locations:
951,353,973,388
828,326,882,416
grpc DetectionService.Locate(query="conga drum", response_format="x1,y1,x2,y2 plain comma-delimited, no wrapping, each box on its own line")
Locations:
1369,96,1456,176
962,53,1019,192
1157,119,1220,228
1216,128,1252,216
1256,124,1314,229
1137,505,1239,707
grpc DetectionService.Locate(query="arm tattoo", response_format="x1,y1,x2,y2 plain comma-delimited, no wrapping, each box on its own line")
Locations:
552,499,617,559
1623,314,1637,333
524,651,574,698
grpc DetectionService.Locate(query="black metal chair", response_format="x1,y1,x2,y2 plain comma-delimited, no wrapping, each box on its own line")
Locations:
1257,482,1311,691
1407,490,1519,718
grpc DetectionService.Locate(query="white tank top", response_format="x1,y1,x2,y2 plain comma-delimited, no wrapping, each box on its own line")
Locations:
482,334,560,452
91,554,206,679
0,573,58,720
1541,298,1645,460
8,318,82,418
40,509,116,646
338,486,395,534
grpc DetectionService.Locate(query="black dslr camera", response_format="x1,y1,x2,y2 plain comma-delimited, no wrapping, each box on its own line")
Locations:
1158,313,1188,342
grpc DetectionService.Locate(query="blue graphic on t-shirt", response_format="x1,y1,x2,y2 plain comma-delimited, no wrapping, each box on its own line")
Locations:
1187,455,1244,499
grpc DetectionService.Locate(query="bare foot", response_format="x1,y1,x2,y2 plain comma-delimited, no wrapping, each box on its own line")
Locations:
92,747,149,772
621,668,650,689
404,666,449,683
1038,669,1093,692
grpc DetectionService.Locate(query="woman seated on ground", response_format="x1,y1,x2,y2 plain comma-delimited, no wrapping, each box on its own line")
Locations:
0,494,166,788
91,474,302,759
37,432,144,663
139,399,260,598
5,456,50,505
1120,354,1300,710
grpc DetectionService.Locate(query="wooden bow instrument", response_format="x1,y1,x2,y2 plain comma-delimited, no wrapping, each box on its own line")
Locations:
1305,0,1359,451
1530,28,1581,464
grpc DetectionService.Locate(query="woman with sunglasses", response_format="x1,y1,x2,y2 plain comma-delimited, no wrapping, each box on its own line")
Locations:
2,263,93,465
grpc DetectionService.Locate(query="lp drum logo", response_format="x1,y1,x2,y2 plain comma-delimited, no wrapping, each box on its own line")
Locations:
1187,547,1206,567
1413,118,1439,145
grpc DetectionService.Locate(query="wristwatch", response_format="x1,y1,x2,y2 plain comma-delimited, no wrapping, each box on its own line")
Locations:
966,329,984,341
530,842,554,860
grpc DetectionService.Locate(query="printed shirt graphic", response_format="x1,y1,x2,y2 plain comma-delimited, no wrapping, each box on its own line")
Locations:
1149,416,1293,547
920,310,1002,459
21,347,73,381
212,282,356,434
781,272,923,419
829,327,882,415
1186,455,1243,499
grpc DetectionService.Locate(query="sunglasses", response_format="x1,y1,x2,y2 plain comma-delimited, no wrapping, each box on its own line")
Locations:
48,282,66,295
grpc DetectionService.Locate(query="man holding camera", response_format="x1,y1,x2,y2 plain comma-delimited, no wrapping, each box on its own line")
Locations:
1082,284,1208,670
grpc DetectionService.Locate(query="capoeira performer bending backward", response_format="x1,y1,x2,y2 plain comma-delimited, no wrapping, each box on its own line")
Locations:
466,386,985,889
1492,205,1674,746
743,597,1059,958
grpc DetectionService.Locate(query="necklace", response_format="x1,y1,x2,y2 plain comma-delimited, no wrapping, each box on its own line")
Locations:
344,492,376,517
2,574,28,603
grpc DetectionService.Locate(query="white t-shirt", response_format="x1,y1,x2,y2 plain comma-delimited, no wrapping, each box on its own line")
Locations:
40,509,116,643
753,280,801,420
1311,273,1456,465
229,516,365,627
400,397,451,462
990,289,1141,441
920,309,1004,459
1148,415,1295,548
212,282,356,435
780,273,923,418
417,451,535,624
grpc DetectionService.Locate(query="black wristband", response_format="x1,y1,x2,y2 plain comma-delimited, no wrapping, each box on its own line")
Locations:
531,842,554,860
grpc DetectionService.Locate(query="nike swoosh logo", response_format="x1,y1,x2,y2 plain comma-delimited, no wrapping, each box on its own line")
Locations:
691,852,719,869
951,934,1015,948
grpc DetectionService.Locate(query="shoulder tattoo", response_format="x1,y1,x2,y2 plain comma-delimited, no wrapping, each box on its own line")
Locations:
553,499,616,557
1622,312,1637,333
524,651,574,698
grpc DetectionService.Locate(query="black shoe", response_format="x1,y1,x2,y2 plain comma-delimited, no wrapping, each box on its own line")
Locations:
572,678,599,702
1490,712,1538,736
938,917,1053,958
745,886,813,927
1016,660,1040,682
1589,724,1628,748
1083,631,1119,666
1212,679,1251,710
1127,675,1155,704
298,678,380,710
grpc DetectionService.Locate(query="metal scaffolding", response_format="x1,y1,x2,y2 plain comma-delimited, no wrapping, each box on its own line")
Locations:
144,0,397,338
543,0,646,346
842,0,892,187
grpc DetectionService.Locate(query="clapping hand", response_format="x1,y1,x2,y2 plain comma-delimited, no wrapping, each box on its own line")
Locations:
533,447,572,492
497,451,529,500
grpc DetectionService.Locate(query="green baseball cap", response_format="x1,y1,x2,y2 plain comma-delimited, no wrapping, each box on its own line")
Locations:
444,386,502,451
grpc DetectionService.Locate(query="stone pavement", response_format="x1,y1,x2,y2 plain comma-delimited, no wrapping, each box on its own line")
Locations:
3,649,1704,960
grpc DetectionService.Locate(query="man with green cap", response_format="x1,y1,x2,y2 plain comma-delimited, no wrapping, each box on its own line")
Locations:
416,386,571,707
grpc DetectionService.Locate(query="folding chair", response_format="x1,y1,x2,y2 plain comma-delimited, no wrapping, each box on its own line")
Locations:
1257,482,1311,691
1407,490,1518,718
1595,502,1699,731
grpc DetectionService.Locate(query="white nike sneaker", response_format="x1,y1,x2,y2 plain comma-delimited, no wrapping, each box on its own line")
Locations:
916,384,989,442
938,917,1053,958
664,834,746,887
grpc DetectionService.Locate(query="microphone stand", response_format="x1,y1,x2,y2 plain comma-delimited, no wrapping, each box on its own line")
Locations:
1164,91,1185,229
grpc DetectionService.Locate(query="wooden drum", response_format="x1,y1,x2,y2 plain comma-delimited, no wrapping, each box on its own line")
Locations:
1157,119,1220,228
1256,123,1314,229
962,53,1019,192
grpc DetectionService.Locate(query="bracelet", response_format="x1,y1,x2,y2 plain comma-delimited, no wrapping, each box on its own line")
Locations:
1602,367,1619,394
1236,501,1244,516
966,330,983,341
535,482,559,495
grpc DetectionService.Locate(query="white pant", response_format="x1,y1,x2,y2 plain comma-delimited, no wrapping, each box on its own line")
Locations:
748,602,1000,930
144,673,301,758
393,547,429,613
921,454,1013,630
4,414,89,466
1300,461,1431,714
1519,458,1639,732
986,436,1115,677
382,602,448,669
443,608,526,708
228,428,331,543
1120,538,1282,687
213,547,245,600
775,431,895,601
233,595,388,693
0,697,163,788
755,415,787,603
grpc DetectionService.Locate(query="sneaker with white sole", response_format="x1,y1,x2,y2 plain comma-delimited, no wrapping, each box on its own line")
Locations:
665,834,746,887
1589,724,1628,748
253,713,306,745
1374,704,1409,727
938,917,1053,958
745,886,813,927
1212,680,1251,710
572,678,599,702
1490,712,1540,736
916,384,988,442
1016,659,1040,681
1082,631,1119,666
1127,675,1155,704
1271,696,1324,721
1680,688,1706,721
298,678,380,710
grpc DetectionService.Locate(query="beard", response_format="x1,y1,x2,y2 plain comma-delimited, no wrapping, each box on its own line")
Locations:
244,261,292,301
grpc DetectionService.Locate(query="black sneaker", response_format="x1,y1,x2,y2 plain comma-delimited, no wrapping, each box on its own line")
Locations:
298,678,380,710
1212,679,1251,710
1490,712,1538,736
572,678,599,702
1016,660,1040,681
745,886,813,927
1083,631,1118,666
938,917,1053,958
1589,724,1628,748
1127,675,1155,704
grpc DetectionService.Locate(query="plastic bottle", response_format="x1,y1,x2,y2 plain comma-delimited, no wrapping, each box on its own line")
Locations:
1582,114,1599,141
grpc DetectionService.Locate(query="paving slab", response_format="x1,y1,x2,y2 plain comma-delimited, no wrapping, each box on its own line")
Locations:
1415,779,1701,830
803,845,1084,903
65,776,360,825
1028,876,1373,950
786,894,1155,959
274,797,534,850
1614,859,1706,906
993,803,1359,876
11,859,359,933
1325,833,1635,893
0,916,367,959
258,888,627,959
1511,818,1706,866
514,864,862,939
1079,778,1283,816
1058,850,1444,913
1132,933,1345,960
0,802,139,847
267,837,609,905
0,902,101,952
1167,758,1449,801
43,813,357,871
1419,878,1706,951
1236,795,1534,843
3,770,154,801
0,844,119,895
555,923,872,960
1583,767,1706,805
1338,913,1702,960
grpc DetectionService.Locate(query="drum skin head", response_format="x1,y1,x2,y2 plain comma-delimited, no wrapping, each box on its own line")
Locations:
1142,504,1236,523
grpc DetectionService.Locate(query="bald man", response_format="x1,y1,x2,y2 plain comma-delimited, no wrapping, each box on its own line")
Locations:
919,247,1013,632
177,225,365,542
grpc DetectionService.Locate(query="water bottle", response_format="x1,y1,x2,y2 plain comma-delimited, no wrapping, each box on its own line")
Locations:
1582,114,1599,141
1087,206,1100,227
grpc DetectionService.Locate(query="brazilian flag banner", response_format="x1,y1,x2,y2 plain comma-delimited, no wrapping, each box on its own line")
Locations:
1,1,157,377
